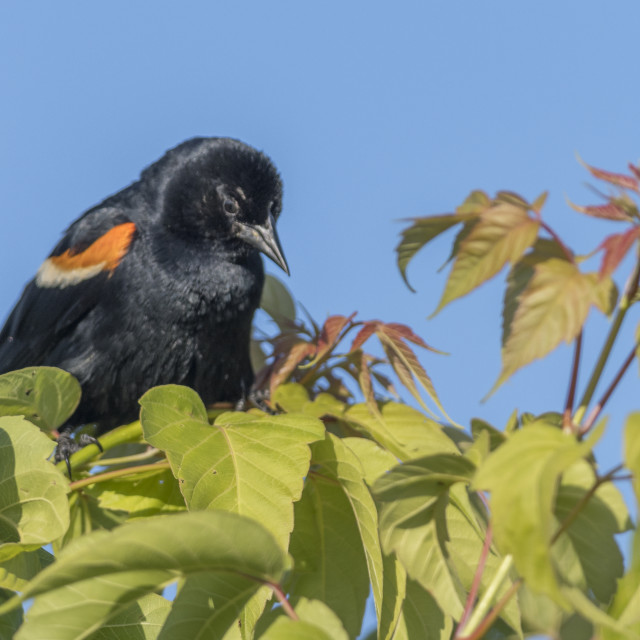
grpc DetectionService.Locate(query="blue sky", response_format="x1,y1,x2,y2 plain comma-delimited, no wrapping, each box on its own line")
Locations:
1,2,639,635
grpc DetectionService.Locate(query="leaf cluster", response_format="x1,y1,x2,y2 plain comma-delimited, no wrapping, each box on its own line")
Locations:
1,158,640,639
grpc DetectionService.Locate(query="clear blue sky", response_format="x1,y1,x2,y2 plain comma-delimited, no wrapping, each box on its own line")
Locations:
1,2,639,636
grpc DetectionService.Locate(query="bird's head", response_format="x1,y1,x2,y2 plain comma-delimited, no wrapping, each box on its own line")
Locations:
159,137,289,274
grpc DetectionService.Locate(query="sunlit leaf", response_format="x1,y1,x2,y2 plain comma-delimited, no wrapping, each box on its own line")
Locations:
0,367,81,432
392,578,453,640
306,314,355,366
344,401,459,462
0,416,69,562
567,201,632,222
473,419,604,605
492,259,610,395
373,455,476,620
310,434,385,633
598,227,640,278
578,156,640,192
9,511,286,640
396,214,466,291
0,548,54,592
432,203,539,315
140,385,324,547
88,593,170,640
260,598,349,640
288,466,369,638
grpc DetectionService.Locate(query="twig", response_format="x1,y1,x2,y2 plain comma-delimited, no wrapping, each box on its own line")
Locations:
551,464,624,544
579,347,636,437
455,521,493,638
69,460,171,491
563,332,582,433
269,582,299,621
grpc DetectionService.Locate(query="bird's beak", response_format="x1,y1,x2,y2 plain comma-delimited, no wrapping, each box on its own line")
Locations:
233,214,289,275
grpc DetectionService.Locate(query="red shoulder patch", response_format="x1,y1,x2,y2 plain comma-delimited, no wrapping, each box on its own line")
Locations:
51,222,136,271
36,223,136,288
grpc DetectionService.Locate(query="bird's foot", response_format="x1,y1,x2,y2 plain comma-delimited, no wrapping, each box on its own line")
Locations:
55,432,103,479
235,388,274,413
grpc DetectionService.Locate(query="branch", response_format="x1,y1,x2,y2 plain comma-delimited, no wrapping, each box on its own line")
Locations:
563,332,582,433
69,460,171,491
455,521,493,638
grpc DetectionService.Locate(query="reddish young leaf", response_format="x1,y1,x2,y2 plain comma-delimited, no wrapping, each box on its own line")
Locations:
384,323,446,354
350,322,380,353
356,351,381,417
308,313,356,366
567,200,631,222
376,326,448,420
269,340,315,399
598,227,640,278
580,158,640,192
629,163,640,181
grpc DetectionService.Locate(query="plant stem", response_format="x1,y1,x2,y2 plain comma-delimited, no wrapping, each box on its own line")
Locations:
575,253,640,425
457,555,514,638
69,460,171,491
551,464,623,544
269,582,298,621
563,331,582,433
455,522,493,638
458,579,522,640
579,347,636,437
56,420,144,476
87,446,161,467
539,220,575,262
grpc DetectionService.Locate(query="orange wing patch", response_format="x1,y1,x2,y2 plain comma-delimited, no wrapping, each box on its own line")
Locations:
36,223,136,288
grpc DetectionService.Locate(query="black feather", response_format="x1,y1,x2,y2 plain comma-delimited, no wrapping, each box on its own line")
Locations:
0,137,287,433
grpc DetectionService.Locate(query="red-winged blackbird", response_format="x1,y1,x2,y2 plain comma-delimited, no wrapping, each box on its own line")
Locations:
0,137,288,438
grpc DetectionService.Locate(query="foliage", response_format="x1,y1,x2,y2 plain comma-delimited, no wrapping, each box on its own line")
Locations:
1,159,640,639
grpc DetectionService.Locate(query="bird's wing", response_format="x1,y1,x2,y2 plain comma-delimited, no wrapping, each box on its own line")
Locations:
0,207,137,371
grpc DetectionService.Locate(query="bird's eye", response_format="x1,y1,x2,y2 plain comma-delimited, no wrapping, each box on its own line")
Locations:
223,197,240,215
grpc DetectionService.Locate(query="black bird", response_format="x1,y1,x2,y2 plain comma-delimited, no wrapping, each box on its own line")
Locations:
0,137,288,439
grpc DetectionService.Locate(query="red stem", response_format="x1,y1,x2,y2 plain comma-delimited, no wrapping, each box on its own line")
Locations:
539,220,574,262
455,521,493,638
563,332,582,433
579,346,636,436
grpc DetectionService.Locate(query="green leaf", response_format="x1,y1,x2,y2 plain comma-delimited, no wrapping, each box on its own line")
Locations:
491,259,611,396
446,484,522,636
433,203,539,316
473,420,604,605
140,385,324,547
260,274,297,328
0,548,54,592
600,414,640,638
310,435,385,636
261,599,349,640
396,214,466,291
342,437,398,485
502,238,570,346
9,511,286,640
554,461,627,604
88,593,170,640
0,367,81,432
373,455,476,620
0,587,23,640
392,578,453,640
343,402,459,462
85,467,186,519
55,491,125,553
288,469,370,638
0,416,70,562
